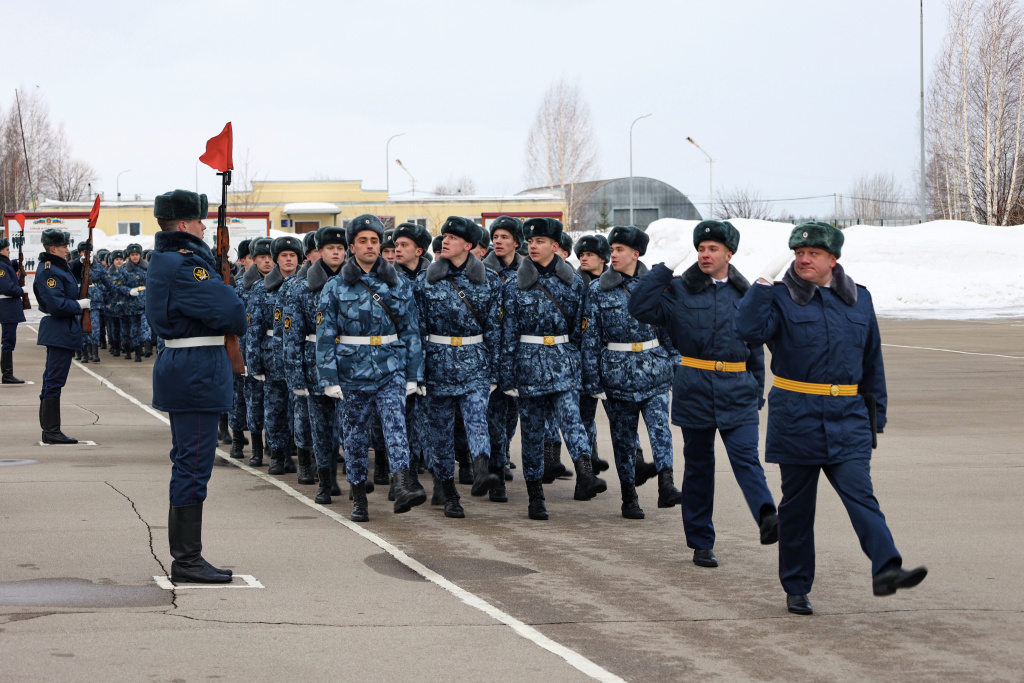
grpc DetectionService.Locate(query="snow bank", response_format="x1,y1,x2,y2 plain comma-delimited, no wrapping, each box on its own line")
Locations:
642,218,1024,319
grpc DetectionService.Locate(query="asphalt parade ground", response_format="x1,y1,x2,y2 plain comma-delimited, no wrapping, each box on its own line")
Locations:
1,317,1022,682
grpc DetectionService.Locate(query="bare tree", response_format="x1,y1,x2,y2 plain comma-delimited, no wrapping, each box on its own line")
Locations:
229,147,265,211
0,88,57,213
432,174,477,196
713,185,775,220
40,124,98,201
524,78,600,229
847,173,914,222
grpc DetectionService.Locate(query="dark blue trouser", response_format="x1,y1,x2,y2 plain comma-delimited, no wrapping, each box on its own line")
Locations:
228,375,247,432
168,411,219,506
778,459,901,595
40,347,74,399
341,375,411,485
308,394,338,470
105,314,120,349
606,394,674,485
487,388,518,467
121,314,143,348
1,322,17,353
681,424,775,550
424,388,492,481
579,394,600,450
518,391,591,483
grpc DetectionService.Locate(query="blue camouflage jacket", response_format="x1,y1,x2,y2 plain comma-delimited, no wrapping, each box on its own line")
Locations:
114,259,147,315
582,262,678,402
482,251,523,285
85,261,109,310
236,264,264,363
245,266,294,381
413,255,502,396
498,255,585,397
0,254,26,325
734,263,886,465
316,257,423,391
630,262,766,430
283,259,340,395
33,252,84,350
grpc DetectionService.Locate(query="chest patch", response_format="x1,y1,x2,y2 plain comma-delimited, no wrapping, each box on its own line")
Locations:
284,316,292,331
582,317,588,331
316,311,323,327
193,267,210,282
274,308,282,323
46,277,57,289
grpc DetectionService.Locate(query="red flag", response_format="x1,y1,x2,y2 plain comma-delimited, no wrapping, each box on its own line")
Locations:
87,195,101,228
14,212,25,229
199,122,233,173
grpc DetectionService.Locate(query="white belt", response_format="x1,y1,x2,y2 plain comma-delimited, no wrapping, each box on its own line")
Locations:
305,334,316,343
339,334,399,346
265,330,274,337
0,294,18,299
607,339,660,352
520,334,569,346
164,336,223,348
427,334,483,347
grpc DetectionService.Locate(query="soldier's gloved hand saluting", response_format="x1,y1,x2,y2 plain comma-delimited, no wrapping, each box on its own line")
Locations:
324,385,343,400
757,253,793,285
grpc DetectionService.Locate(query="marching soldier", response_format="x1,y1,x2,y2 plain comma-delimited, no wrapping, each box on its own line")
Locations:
116,243,148,362
106,250,126,357
79,243,108,364
470,223,489,261
631,221,775,568
736,221,926,615
94,249,109,351
0,236,27,384
498,217,606,520
381,228,397,265
148,189,247,583
33,229,90,444
238,237,274,464
226,239,252,457
432,235,444,261
297,232,318,278
316,214,425,522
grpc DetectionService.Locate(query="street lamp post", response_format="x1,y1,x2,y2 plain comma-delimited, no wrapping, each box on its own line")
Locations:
629,114,652,226
686,137,714,219
386,133,405,196
116,169,131,202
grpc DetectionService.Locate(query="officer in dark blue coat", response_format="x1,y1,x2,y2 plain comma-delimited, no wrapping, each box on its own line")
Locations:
33,229,89,444
735,221,927,615
148,189,247,584
0,237,27,384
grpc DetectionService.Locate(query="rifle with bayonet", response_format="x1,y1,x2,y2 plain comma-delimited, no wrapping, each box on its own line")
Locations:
80,195,101,333
215,170,245,375
12,213,30,310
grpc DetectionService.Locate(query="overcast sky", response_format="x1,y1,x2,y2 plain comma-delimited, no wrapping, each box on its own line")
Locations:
5,0,946,219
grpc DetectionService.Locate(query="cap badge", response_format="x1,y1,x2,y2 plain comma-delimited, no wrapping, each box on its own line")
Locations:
802,232,808,238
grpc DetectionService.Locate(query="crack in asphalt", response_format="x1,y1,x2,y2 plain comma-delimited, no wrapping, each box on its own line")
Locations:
78,405,101,425
104,482,177,610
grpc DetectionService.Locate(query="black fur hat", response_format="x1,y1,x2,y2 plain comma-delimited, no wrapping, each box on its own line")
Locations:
237,239,251,260
381,229,396,250
110,249,125,261
693,220,740,253
558,232,573,254
126,243,143,256
250,237,273,258
0,237,8,250
316,226,347,250
394,222,432,251
523,217,563,243
346,214,385,245
608,225,650,256
143,249,153,261
303,231,318,255
41,228,71,248
489,215,524,246
789,221,844,258
474,223,489,249
154,189,208,221
432,234,444,253
95,248,109,261
441,216,479,247
574,234,610,261
271,236,303,261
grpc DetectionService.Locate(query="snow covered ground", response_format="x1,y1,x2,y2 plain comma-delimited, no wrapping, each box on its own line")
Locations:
639,218,1024,319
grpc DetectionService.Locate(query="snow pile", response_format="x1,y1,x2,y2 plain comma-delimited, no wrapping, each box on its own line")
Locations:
643,218,1024,319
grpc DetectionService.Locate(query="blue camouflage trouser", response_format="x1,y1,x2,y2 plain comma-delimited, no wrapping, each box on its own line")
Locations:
605,394,674,485
121,314,143,348
334,398,345,453
84,309,101,346
579,394,601,450
244,375,265,433
105,314,120,349
406,394,427,465
544,415,560,442
518,391,591,483
308,394,338,470
292,392,312,451
229,375,247,432
141,313,152,344
487,389,518,466
263,379,292,451
341,374,411,485
368,407,386,455
424,388,491,481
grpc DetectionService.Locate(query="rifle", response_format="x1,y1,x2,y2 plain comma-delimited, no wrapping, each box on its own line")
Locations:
80,195,100,333
12,213,31,310
215,170,245,375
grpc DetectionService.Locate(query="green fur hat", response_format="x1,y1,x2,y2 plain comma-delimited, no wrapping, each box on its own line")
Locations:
574,234,611,261
441,216,479,247
489,215,524,245
271,235,303,261
315,226,347,250
693,220,740,253
608,225,650,256
41,228,71,248
250,237,273,258
154,189,208,221
394,222,432,251
789,221,843,258
524,217,563,243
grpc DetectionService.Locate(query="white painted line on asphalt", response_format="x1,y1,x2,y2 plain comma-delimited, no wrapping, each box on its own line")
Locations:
154,575,264,590
881,343,1024,359
0,380,35,385
38,440,97,447
79,355,625,683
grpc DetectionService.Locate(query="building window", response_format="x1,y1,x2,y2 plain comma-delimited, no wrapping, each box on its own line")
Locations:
117,221,141,236
405,217,428,229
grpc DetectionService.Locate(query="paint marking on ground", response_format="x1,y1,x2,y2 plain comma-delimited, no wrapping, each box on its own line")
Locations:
155,575,264,590
881,343,1024,359
38,440,97,447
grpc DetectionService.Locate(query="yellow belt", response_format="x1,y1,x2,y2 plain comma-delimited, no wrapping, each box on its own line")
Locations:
680,356,747,372
773,376,858,397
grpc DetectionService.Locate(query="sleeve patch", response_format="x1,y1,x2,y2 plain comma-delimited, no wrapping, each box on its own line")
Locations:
284,316,291,331
316,311,324,327
0,270,5,277
582,317,589,331
46,278,57,289
193,267,210,282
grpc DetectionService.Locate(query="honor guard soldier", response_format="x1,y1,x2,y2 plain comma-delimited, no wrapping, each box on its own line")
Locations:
583,226,681,518
631,221,776,568
33,229,89,443
148,189,247,584
0,236,27,383
116,243,148,362
93,249,110,351
316,214,426,522
238,237,273,464
246,236,303,475
106,250,126,357
78,243,109,364
281,235,319,484
498,217,606,520
414,217,503,517
736,222,926,615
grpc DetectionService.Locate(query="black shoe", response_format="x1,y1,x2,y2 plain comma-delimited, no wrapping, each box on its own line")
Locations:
470,455,499,496
217,414,231,444
229,430,246,459
760,508,779,545
526,480,548,520
657,467,682,508
489,467,508,503
144,341,153,357
391,469,427,514
573,455,607,499
283,442,297,474
247,433,265,467
168,503,232,584
786,594,813,615
1,351,25,384
373,449,390,486
387,478,396,502
315,468,333,504
591,441,610,473
124,347,132,360
634,447,658,487
39,398,78,444
296,448,316,485
75,349,82,362
134,345,143,362
504,464,513,481
78,348,88,363
458,463,474,485
620,483,645,519
441,478,464,518
267,448,285,475
430,473,445,506
693,549,718,568
89,344,101,363
111,344,120,357
329,452,342,496
541,440,562,484
350,482,369,522
873,565,928,596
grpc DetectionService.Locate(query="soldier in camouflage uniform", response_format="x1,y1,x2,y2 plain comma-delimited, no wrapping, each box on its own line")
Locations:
316,214,426,522
114,243,147,362
499,217,606,520
242,237,283,467
227,240,253,459
72,243,108,364
105,250,126,357
239,238,274,464
297,232,318,278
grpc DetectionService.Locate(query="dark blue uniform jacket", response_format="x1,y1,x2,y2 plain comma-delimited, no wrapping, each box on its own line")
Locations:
33,252,84,351
0,254,26,324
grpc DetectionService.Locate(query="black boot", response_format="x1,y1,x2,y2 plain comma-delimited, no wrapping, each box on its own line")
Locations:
144,340,153,357
78,347,88,363
218,414,231,444
574,455,607,500
315,467,333,504
89,344,101,363
267,447,285,475
621,482,645,519
470,455,499,496
75,349,82,362
373,449,390,486
39,397,78,444
124,345,133,360
1,351,25,384
168,503,232,584
111,342,120,357
526,480,548,520
634,446,658,487
248,432,265,467
134,345,143,362
350,482,369,522
229,430,246,459
542,440,569,483
657,467,682,508
441,478,465,518
591,440,610,473
283,442,297,474
99,328,107,349
391,469,427,514
489,467,508,503
431,472,445,506
296,448,316,485
329,451,342,496
456,447,473,485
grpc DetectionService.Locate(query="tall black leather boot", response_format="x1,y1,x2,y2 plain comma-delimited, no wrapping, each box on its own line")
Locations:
441,478,464,518
39,397,78,444
470,455,499,496
75,348,82,362
144,340,153,357
391,469,427,514
542,440,569,483
168,503,232,584
217,414,231,444
634,446,658,487
431,472,445,506
350,482,369,522
283,441,297,474
329,450,342,496
99,325,107,349
111,341,120,357
373,449,390,485
315,468,333,504
229,430,246,459
78,347,88,363
296,448,316,485
657,467,682,508
526,480,548,520
1,351,25,384
456,447,474,485
591,439,610,472
573,455,607,500
621,482,645,519
89,344,101,363
124,344,133,360
267,446,285,475
248,432,265,467
133,345,142,362
488,466,508,503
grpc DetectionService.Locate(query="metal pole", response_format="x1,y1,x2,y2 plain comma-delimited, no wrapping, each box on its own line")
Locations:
629,114,652,226
386,133,405,196
920,0,927,223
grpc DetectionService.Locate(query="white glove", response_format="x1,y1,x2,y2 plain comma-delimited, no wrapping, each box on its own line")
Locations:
76,298,90,309
504,389,519,397
252,374,265,382
416,384,427,396
758,253,793,284
129,288,140,297
591,393,607,400
665,250,691,272
490,384,497,393
293,389,308,397
324,385,344,399
406,381,418,397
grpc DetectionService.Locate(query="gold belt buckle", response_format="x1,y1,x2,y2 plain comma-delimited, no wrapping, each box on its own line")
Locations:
632,342,643,353
715,361,724,371
451,336,463,347
829,384,840,397
543,335,555,346
370,336,382,346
